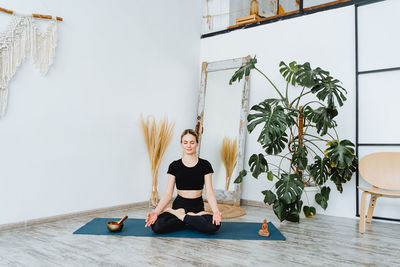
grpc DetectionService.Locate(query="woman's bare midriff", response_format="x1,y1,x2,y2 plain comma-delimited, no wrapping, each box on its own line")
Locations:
177,189,203,199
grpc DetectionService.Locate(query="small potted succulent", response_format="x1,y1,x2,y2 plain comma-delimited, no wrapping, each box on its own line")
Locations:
231,57,357,222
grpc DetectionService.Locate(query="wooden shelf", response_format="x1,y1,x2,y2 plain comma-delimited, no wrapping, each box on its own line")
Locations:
228,10,300,30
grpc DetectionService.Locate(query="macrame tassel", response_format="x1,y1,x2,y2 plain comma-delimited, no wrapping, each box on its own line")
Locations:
0,15,58,118
0,16,30,117
31,18,57,76
0,87,9,117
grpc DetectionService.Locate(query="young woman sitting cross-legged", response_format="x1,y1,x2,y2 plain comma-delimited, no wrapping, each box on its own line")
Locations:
144,129,222,234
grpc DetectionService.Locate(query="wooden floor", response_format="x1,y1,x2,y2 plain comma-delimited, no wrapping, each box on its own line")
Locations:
1,204,399,266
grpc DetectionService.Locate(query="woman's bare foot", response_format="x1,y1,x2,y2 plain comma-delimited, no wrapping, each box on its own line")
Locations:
187,211,213,216
165,208,186,221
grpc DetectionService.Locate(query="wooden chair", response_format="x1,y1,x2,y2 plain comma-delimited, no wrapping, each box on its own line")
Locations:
358,152,400,233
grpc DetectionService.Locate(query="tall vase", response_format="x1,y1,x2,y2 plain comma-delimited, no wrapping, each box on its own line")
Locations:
225,176,230,191
149,169,160,208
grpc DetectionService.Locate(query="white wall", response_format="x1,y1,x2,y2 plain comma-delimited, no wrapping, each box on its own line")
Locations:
200,5,357,218
2,0,397,225
0,0,201,225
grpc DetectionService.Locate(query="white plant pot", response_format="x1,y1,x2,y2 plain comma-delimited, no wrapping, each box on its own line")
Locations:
300,186,319,218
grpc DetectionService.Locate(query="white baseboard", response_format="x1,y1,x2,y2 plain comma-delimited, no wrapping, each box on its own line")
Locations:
0,201,148,231
241,198,271,208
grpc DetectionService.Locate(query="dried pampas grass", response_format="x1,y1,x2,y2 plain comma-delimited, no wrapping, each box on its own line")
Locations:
140,114,175,207
221,137,237,191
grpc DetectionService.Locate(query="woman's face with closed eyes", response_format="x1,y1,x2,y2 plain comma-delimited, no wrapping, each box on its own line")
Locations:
181,134,198,155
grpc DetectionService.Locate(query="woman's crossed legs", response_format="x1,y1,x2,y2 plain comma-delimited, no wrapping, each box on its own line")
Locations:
151,208,220,234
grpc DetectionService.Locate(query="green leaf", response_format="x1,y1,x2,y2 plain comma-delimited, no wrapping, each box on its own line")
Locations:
296,199,303,212
263,98,282,107
296,63,317,88
325,139,355,169
315,186,330,210
311,76,347,107
262,190,276,204
234,169,247,184
304,106,338,136
292,146,308,171
272,198,303,222
296,63,329,88
303,206,316,218
279,61,299,86
275,174,304,204
307,156,330,186
315,193,326,210
329,157,358,193
286,200,302,222
229,56,257,85
248,154,268,178
273,200,287,222
286,210,300,223
247,101,289,155
321,186,330,200
267,171,274,181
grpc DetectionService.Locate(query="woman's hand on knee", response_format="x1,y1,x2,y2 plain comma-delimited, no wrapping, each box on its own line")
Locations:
145,211,158,227
212,211,222,226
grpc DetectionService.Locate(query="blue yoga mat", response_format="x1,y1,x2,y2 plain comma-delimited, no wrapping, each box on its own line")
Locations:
73,218,285,240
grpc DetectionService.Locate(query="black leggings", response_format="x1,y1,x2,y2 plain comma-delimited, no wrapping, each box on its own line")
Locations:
151,195,221,234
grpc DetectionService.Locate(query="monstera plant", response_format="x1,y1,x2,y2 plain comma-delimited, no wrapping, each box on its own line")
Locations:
232,57,357,222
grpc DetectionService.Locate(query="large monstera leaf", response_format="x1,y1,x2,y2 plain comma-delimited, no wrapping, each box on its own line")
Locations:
272,200,288,222
330,157,358,193
304,106,338,136
248,153,268,178
279,61,299,86
296,63,329,88
275,174,304,204
307,155,330,186
279,61,329,88
315,186,331,210
229,56,257,85
273,198,303,222
311,76,347,107
285,200,303,222
325,139,355,169
247,101,289,155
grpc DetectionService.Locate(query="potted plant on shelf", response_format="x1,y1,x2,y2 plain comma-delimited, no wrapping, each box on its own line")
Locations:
231,56,357,222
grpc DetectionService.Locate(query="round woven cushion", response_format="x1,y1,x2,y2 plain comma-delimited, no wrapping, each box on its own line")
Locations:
204,202,246,219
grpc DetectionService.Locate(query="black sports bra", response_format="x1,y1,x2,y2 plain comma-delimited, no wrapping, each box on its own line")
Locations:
167,158,214,190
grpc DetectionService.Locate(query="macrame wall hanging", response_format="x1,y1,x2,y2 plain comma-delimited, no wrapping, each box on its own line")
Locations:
0,7,63,118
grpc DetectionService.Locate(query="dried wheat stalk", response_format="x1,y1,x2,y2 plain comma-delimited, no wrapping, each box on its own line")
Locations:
221,137,237,191
140,114,175,207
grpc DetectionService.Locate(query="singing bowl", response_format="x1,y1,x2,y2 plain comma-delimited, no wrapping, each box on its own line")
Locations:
107,221,124,232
